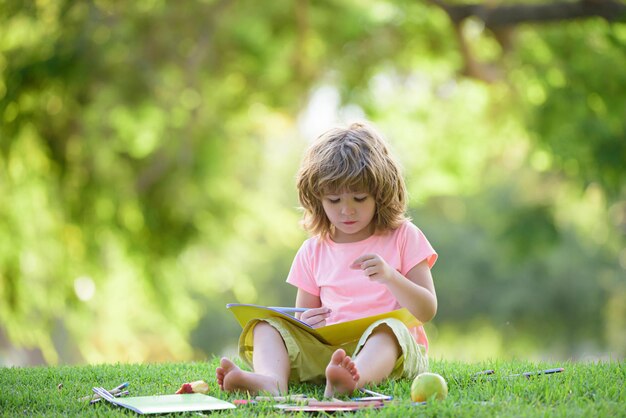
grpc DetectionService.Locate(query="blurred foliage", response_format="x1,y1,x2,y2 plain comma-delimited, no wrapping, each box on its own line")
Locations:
0,0,624,365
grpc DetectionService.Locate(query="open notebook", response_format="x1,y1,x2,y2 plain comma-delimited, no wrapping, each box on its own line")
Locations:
96,393,236,414
226,303,420,345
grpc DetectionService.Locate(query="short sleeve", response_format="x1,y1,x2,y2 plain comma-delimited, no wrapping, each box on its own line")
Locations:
285,240,320,296
400,222,438,276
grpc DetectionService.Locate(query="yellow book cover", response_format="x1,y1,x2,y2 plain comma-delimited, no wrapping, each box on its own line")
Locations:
226,303,421,345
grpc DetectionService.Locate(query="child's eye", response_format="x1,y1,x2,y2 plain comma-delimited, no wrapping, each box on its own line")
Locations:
327,198,340,204
354,196,368,202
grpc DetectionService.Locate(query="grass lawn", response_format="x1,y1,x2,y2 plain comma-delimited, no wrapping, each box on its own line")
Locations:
1,357,623,417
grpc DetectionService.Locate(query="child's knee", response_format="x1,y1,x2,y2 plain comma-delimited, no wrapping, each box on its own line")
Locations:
253,320,277,337
370,322,396,338
366,323,401,350
358,319,412,356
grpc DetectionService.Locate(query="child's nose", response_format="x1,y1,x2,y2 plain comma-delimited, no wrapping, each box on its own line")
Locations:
341,204,356,215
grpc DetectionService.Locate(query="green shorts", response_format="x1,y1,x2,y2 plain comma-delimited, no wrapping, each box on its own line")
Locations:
238,317,428,384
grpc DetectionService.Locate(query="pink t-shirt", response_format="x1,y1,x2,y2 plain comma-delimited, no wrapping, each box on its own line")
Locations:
286,221,437,350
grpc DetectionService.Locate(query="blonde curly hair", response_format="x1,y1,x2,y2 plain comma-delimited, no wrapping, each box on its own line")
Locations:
296,122,408,239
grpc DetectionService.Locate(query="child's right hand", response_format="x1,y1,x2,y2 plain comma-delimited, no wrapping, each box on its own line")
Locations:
299,307,331,328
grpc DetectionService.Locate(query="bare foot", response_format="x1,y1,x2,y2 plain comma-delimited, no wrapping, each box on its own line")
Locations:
324,349,360,398
215,357,282,395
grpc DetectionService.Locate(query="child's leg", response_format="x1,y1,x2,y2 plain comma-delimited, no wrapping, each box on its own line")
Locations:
216,321,290,395
353,323,400,384
324,324,400,397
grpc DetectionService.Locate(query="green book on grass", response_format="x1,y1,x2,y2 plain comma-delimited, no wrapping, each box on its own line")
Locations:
98,393,236,414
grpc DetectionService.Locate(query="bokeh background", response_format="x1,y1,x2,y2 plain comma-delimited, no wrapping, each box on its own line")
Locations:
1,0,625,367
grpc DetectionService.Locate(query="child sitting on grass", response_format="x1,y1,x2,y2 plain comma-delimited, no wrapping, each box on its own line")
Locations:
216,121,438,398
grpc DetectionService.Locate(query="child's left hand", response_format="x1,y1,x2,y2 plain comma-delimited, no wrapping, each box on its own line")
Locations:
351,254,395,284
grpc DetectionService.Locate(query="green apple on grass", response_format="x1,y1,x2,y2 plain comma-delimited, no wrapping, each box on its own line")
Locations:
410,372,448,402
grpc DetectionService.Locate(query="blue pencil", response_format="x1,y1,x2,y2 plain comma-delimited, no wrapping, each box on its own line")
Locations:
269,307,311,313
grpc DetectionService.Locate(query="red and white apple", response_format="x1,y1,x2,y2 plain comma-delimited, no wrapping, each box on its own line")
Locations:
175,380,209,394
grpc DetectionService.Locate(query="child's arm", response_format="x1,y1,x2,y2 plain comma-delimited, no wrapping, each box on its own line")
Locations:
394,260,437,322
352,256,437,323
294,288,332,328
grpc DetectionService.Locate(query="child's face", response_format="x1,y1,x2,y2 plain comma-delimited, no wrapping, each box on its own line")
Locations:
322,190,376,243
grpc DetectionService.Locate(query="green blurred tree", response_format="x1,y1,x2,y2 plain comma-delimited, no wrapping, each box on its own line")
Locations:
1,0,624,364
